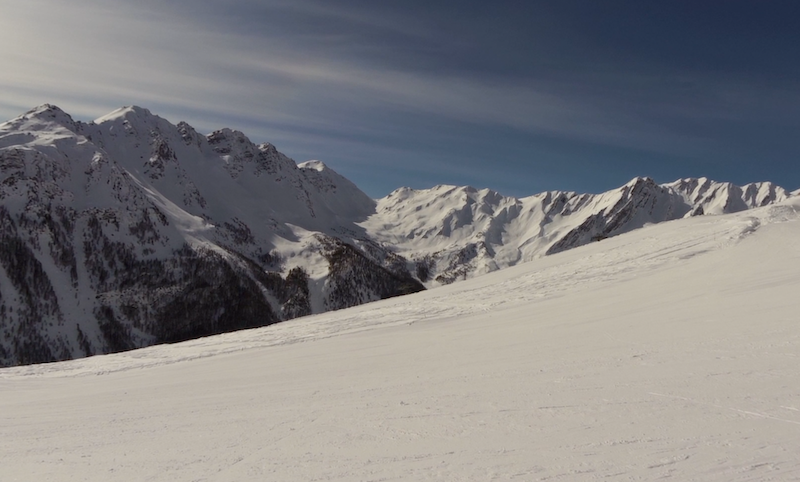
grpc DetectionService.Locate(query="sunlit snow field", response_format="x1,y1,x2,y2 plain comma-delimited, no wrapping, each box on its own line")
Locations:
2,199,800,481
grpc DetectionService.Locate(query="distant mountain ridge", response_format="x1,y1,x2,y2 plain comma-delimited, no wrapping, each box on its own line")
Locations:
363,176,788,283
0,104,792,366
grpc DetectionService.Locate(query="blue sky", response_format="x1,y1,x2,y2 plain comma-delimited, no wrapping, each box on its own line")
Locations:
2,0,799,197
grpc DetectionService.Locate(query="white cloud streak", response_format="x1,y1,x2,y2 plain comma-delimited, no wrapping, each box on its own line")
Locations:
0,1,708,141
2,0,798,195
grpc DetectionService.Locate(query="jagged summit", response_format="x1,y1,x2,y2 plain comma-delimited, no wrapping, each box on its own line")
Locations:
0,104,794,367
93,105,155,123
91,105,184,146
623,175,654,186
207,127,250,144
666,177,787,215
0,103,80,134
26,103,70,117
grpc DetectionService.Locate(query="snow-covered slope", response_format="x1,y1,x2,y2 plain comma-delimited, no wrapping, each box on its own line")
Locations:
0,104,793,366
2,197,799,481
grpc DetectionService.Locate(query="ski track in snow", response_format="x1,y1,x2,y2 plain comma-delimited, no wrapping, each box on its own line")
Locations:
1,200,800,481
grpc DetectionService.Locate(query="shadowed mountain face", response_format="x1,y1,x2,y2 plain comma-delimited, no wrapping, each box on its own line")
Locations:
0,105,791,366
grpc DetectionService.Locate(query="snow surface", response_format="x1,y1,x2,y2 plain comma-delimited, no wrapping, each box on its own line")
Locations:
2,197,800,481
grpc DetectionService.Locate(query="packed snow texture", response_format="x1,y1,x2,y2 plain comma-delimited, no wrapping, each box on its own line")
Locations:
2,197,799,481
0,104,792,366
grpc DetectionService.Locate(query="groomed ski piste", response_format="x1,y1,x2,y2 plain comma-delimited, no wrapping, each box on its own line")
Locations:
2,197,800,481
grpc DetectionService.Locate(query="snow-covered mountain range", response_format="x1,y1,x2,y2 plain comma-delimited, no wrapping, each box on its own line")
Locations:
0,104,792,366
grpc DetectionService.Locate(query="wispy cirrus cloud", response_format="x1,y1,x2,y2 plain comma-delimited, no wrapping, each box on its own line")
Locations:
2,0,799,196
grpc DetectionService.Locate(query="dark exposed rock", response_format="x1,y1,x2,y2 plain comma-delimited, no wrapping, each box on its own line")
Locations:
317,235,425,311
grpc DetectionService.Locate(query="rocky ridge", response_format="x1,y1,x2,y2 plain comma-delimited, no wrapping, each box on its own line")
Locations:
363,177,788,284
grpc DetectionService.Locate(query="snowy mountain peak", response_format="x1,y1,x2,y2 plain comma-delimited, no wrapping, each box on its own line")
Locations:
666,178,789,215
623,176,655,187
387,186,415,199
92,105,179,139
26,103,70,118
207,127,249,144
93,105,155,124
296,160,377,220
0,103,80,134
